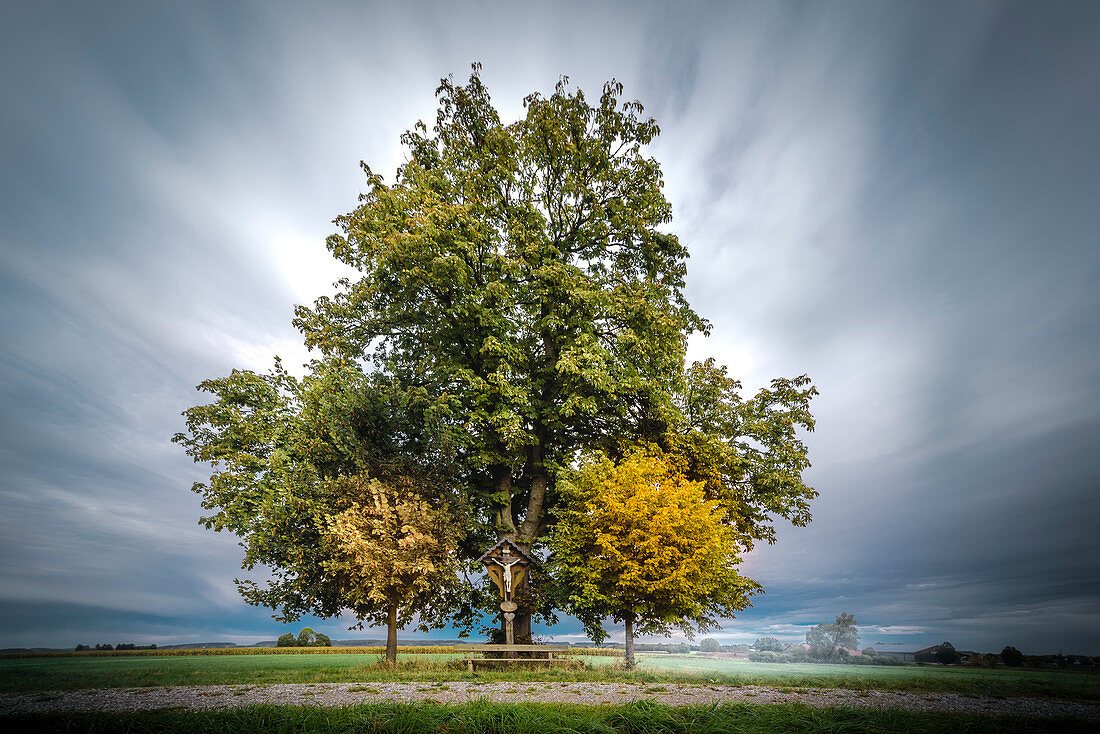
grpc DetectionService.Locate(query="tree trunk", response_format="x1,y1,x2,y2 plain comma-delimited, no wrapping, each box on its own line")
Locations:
624,612,636,669
493,466,516,536
385,602,398,665
508,434,549,645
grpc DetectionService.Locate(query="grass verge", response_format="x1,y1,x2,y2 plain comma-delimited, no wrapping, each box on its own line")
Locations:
1,701,1097,734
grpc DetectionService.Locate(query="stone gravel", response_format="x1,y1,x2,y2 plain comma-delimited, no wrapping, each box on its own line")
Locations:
2,682,1098,721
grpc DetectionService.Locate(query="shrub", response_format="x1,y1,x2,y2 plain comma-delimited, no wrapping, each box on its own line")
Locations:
782,646,811,663
748,650,781,663
314,632,332,647
936,642,960,665
276,634,296,647
1001,646,1024,667
699,638,720,653
753,637,784,652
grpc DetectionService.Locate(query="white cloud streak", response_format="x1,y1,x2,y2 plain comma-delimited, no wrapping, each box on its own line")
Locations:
0,0,1097,652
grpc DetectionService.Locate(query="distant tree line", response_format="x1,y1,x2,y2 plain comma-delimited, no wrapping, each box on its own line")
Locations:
965,646,1097,669
581,641,693,653
74,643,157,651
276,628,332,647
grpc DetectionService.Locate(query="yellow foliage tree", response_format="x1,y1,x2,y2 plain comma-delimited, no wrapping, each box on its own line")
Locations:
551,451,759,667
323,474,464,663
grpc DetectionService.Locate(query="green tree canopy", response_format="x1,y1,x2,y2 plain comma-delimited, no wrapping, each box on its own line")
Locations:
292,66,705,567
1001,645,1024,667
806,613,860,661
699,638,721,653
176,65,818,641
753,636,784,652
936,641,959,664
174,359,466,633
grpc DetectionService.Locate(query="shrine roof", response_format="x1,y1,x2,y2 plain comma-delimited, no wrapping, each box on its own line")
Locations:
476,538,539,566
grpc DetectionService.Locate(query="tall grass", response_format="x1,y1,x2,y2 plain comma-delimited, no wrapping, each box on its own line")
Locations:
1,701,1093,733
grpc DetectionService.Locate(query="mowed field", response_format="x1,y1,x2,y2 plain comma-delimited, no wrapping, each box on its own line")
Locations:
1,651,1096,701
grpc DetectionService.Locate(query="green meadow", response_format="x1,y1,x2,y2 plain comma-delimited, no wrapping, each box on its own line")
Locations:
1,651,1096,702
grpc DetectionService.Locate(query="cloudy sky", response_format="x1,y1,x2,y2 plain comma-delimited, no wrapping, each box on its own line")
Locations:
2,0,1097,654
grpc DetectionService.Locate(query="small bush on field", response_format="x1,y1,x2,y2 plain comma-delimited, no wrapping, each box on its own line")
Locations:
753,637,784,652
1002,646,1025,667
874,656,905,666
782,647,811,663
937,642,960,665
748,651,780,663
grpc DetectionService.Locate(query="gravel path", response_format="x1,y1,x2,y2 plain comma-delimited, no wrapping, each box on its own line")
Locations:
2,682,1098,721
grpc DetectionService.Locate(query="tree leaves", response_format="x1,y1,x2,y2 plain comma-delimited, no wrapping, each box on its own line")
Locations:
291,66,705,544
322,474,464,630
550,450,760,644
175,67,820,640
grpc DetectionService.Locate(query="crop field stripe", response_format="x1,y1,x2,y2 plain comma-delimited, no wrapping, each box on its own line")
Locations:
0,646,626,659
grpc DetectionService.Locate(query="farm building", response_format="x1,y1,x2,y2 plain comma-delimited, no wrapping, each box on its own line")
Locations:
868,643,939,662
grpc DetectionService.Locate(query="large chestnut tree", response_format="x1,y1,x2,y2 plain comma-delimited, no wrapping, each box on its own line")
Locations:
177,66,818,641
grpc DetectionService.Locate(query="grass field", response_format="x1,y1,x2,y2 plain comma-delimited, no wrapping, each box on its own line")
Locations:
1,651,1096,701
3,701,1097,734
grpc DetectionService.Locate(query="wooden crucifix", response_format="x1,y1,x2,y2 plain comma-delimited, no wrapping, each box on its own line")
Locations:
477,539,536,648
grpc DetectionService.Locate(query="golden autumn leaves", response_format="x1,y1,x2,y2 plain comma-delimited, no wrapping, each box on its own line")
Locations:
317,449,758,668
551,450,760,667
322,475,464,663
324,476,462,609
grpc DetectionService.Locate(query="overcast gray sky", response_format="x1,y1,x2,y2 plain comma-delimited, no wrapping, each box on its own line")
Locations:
1,0,1098,654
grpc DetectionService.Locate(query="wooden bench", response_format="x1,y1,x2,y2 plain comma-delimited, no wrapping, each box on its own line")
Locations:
455,644,572,672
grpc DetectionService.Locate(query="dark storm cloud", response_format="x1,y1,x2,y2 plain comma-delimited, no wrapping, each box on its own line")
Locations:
1,0,1097,651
